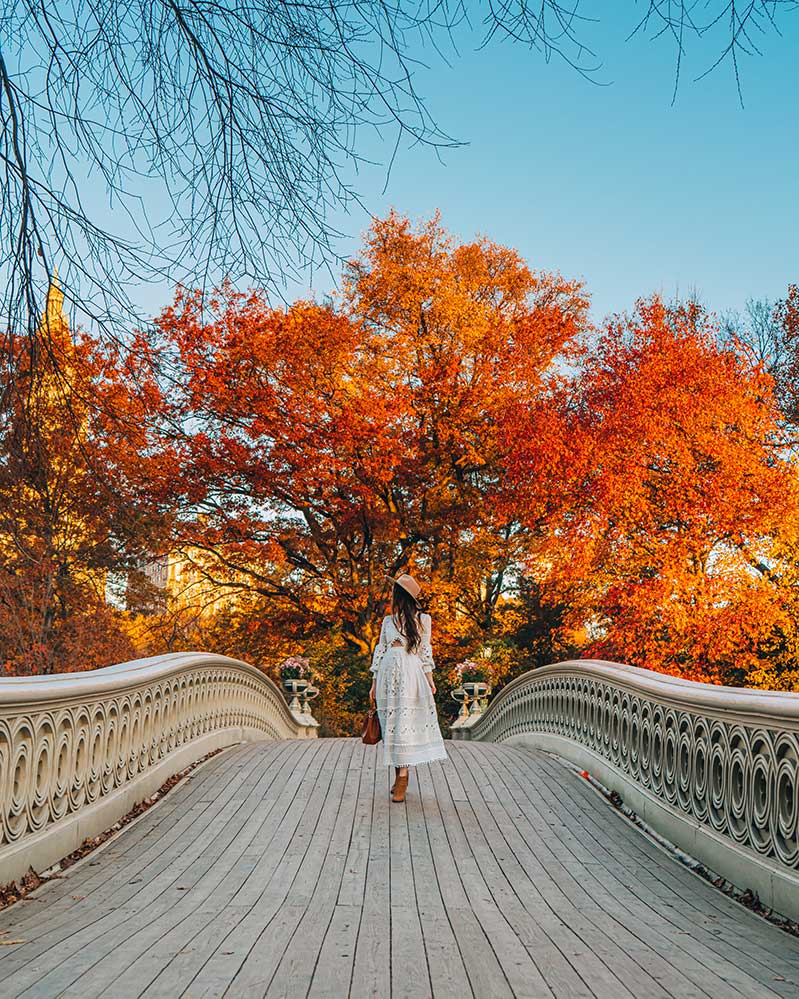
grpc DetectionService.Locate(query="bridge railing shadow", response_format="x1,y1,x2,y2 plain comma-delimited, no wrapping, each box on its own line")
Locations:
452,659,799,922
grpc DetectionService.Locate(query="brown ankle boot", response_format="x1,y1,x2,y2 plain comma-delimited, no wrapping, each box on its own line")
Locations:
392,772,409,803
390,767,400,794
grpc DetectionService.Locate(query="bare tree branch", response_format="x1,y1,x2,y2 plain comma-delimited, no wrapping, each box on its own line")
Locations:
0,0,795,356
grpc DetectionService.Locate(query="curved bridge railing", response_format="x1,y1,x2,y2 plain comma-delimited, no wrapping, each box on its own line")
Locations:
0,652,318,886
451,659,799,921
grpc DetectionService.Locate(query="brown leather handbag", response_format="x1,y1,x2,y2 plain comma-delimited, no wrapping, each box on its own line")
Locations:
362,707,381,744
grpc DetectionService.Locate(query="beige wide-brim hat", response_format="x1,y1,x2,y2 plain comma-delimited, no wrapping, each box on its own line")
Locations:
385,572,422,605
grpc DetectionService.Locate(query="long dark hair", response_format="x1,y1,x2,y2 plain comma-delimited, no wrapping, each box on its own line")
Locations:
391,583,422,653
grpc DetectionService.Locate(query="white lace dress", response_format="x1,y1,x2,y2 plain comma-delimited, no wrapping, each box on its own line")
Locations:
370,613,448,767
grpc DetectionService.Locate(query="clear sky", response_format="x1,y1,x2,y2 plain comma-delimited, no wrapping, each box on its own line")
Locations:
136,6,799,327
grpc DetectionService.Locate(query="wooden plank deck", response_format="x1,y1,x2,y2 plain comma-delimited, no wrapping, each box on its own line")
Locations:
1,739,798,998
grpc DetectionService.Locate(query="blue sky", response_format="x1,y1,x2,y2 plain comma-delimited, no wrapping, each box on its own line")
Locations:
136,6,798,327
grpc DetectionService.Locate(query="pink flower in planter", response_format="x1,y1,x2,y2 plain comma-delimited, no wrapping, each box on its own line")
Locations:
278,655,311,680
455,659,486,683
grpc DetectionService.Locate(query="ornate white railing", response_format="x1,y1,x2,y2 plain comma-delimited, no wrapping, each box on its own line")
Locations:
451,660,799,921
0,652,318,886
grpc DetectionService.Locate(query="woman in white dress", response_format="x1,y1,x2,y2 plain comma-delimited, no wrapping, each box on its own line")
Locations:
369,572,448,802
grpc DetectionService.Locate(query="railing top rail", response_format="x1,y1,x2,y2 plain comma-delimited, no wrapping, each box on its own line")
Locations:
0,651,291,714
485,658,799,723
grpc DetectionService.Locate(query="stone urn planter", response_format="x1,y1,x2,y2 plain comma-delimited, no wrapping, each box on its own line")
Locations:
283,678,309,712
462,680,492,715
451,685,471,720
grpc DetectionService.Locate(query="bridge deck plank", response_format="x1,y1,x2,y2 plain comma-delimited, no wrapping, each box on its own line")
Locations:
14,740,323,998
0,741,289,992
403,764,473,999
2,742,277,940
122,738,335,999
0,738,797,999
472,743,727,998
417,762,514,998
456,754,651,997
511,747,799,991
350,752,391,999
182,737,346,997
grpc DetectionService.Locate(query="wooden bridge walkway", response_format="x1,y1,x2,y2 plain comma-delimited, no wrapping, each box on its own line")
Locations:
1,739,798,998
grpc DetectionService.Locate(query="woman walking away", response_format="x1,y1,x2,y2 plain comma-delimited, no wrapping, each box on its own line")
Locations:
369,573,448,803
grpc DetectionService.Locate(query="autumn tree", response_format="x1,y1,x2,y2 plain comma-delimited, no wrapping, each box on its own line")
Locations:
722,285,799,431
143,214,587,718
341,211,587,651
771,285,799,427
0,281,169,674
505,297,797,685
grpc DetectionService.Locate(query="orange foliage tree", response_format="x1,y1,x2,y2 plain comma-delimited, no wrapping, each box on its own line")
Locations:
6,229,798,707
0,286,170,674
505,297,798,685
144,212,588,726
771,284,799,426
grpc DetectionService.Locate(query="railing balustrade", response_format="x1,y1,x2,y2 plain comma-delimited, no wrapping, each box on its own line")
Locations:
0,652,317,886
451,659,799,921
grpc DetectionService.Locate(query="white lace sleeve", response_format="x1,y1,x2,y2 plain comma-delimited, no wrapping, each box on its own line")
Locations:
419,614,435,673
370,617,388,674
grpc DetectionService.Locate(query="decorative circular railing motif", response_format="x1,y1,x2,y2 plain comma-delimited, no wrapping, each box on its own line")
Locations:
454,661,799,874
0,654,315,854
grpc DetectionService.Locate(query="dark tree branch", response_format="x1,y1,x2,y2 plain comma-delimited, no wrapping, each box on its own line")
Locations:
0,0,794,362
